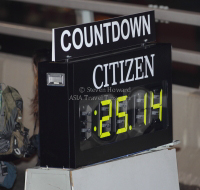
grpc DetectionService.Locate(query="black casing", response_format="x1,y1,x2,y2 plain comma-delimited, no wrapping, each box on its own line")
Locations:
38,43,172,168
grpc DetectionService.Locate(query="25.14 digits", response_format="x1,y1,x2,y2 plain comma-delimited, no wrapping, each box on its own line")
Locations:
80,86,166,142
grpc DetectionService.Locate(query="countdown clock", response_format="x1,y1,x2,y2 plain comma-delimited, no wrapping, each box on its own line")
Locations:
38,43,172,168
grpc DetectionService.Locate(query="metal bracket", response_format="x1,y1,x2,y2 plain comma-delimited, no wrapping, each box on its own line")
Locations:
65,55,72,63
141,39,148,49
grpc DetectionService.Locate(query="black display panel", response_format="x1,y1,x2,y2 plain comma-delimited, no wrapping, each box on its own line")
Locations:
38,43,172,168
80,81,168,151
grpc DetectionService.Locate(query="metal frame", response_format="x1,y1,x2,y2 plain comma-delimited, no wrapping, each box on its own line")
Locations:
75,10,94,24
172,48,200,66
0,0,198,66
1,21,200,66
0,22,51,41
13,0,200,27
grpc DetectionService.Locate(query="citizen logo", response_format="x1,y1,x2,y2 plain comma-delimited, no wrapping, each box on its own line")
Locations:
93,54,155,89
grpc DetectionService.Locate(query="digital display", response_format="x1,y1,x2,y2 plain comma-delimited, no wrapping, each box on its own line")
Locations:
80,81,168,151
38,43,172,168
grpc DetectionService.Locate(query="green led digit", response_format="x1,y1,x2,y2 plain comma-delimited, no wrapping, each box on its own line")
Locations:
150,89,162,121
116,96,128,134
144,93,147,125
99,99,112,138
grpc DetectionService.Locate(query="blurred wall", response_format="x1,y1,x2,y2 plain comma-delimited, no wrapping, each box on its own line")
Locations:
173,85,200,149
0,52,35,134
173,85,200,186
